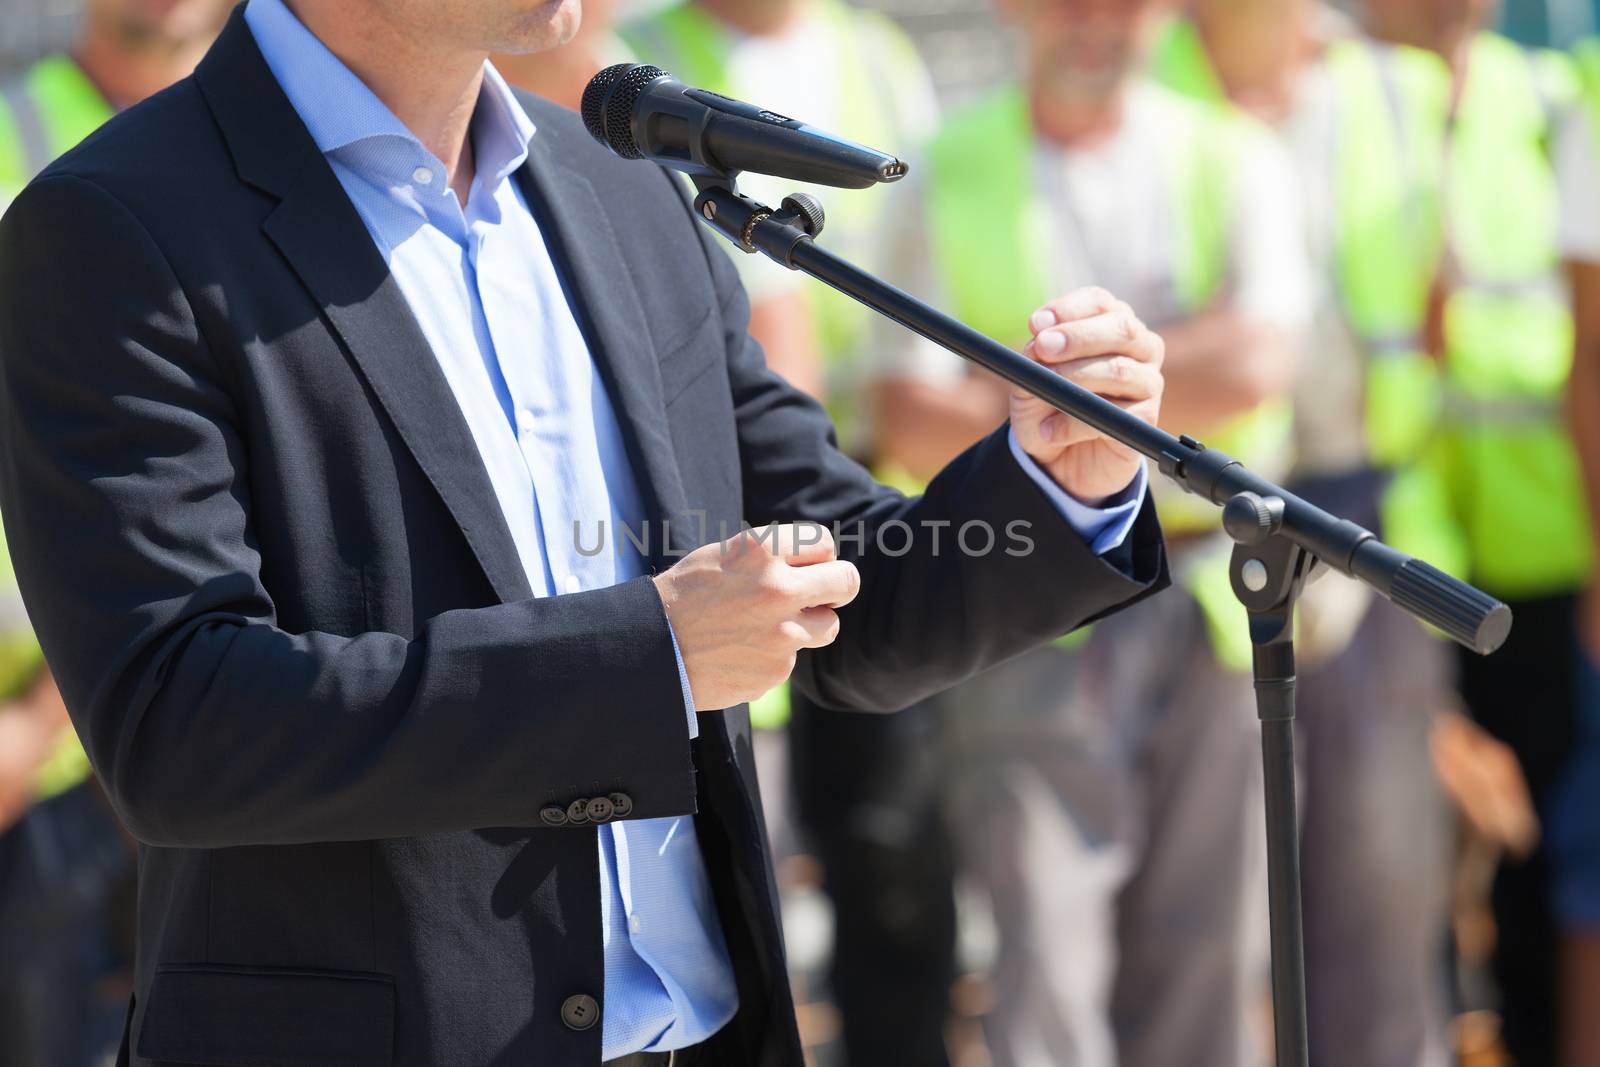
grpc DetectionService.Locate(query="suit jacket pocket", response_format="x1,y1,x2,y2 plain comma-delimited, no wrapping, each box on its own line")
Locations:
137,963,394,1066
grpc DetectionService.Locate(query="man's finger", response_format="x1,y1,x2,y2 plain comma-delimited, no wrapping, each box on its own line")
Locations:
1013,357,1159,407
1027,287,1120,335
1045,355,1161,401
739,522,836,565
788,558,861,609
780,606,842,649
1043,413,1100,448
1026,307,1154,363
1043,397,1161,447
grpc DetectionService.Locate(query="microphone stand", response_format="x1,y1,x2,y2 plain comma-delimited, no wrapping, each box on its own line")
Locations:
688,175,1510,1067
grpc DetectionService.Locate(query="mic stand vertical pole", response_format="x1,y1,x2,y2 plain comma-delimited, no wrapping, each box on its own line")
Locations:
1225,494,1313,1067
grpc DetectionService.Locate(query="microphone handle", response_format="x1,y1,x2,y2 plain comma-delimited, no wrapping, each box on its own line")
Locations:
699,112,889,189
623,82,901,189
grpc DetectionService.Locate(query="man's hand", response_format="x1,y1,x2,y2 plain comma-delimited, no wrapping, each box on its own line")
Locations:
654,523,861,711
1009,288,1165,504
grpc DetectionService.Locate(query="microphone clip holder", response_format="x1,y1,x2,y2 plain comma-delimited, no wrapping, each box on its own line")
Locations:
692,178,824,263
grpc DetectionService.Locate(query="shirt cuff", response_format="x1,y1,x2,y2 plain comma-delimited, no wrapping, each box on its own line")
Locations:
1007,427,1147,556
667,622,699,740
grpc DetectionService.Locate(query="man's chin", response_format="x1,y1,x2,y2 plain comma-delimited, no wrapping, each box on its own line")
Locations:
498,0,583,55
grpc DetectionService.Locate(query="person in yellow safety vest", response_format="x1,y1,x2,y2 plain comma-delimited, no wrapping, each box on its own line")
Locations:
1150,6,1465,1065
1367,1,1595,1062
1543,32,1600,1067
871,0,1313,1062
620,4,948,1063
0,3,228,1064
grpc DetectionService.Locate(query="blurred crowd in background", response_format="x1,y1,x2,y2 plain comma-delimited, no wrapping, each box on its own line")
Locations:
3,0,1600,1065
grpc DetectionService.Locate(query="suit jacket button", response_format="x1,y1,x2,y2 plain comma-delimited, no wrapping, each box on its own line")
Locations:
561,993,600,1031
539,805,568,827
566,799,591,825
585,796,615,823
608,793,633,818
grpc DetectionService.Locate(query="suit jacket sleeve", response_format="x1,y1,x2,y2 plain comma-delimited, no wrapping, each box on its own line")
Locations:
686,203,1169,713
0,174,698,848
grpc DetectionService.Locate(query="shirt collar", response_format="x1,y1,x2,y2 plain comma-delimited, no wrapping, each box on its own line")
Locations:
474,64,537,184
244,0,535,186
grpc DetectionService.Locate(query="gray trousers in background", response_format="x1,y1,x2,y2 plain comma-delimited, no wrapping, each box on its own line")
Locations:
942,586,1268,1067
1298,595,1453,1067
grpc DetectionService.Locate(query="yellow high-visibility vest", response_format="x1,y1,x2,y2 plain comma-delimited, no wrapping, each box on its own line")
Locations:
1,54,113,203
1427,34,1590,598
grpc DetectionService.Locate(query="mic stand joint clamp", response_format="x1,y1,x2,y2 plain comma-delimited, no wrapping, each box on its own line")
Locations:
692,179,824,267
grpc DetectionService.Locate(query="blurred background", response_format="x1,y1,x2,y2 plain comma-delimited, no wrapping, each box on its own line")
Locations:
4,1,1600,1066
7,0,1600,96
9,0,1600,94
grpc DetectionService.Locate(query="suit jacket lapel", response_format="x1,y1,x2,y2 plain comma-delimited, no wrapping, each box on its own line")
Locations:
512,146,696,569
259,182,536,606
194,12,533,605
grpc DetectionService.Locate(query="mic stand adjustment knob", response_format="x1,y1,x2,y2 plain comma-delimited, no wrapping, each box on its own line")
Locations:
777,193,825,237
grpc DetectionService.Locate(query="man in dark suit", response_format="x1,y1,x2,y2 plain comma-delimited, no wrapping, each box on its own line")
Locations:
0,1,1167,1064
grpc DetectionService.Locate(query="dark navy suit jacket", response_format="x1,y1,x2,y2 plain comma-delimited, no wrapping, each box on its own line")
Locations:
0,10,1165,1066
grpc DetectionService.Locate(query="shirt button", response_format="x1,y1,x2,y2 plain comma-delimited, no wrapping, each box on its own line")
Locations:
629,915,642,934
564,574,582,594
412,166,433,185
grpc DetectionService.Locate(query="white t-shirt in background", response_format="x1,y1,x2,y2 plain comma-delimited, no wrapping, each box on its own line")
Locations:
1557,104,1600,264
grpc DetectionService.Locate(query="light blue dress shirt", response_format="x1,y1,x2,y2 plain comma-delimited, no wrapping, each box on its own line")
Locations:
245,0,1143,1056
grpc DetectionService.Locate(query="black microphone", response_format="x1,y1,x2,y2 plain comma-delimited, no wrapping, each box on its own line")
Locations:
581,63,908,189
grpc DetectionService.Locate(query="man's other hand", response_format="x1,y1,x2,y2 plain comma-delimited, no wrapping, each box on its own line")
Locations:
1010,288,1165,505
653,523,861,711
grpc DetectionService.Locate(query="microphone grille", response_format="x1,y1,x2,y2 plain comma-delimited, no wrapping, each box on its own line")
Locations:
581,63,630,146
603,64,670,160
